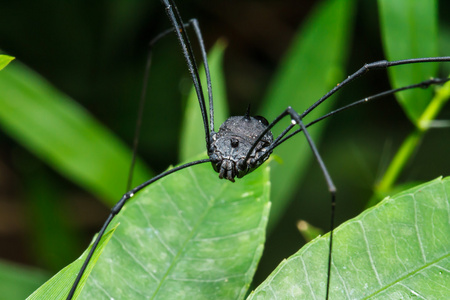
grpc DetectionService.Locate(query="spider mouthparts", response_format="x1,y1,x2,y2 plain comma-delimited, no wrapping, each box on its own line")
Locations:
217,160,237,182
228,175,235,183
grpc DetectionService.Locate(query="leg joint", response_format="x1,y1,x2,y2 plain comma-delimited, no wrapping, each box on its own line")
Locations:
365,60,389,70
286,106,302,125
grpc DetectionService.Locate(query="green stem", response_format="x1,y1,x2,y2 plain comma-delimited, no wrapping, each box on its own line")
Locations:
368,80,450,207
375,130,422,194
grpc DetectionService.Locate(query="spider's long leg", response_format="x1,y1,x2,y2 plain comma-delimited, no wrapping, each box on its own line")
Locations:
126,37,154,191
246,76,450,300
248,106,336,299
246,72,447,295
163,0,212,149
286,108,336,300
66,159,211,300
302,56,450,119
188,18,215,132
69,2,216,298
271,77,450,149
127,17,213,190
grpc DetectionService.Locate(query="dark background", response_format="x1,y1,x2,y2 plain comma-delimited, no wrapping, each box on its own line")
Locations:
1,0,449,289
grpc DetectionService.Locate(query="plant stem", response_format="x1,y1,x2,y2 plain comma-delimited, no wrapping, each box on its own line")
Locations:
368,80,450,206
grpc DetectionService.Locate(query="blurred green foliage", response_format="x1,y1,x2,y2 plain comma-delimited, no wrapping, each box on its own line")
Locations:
0,0,449,298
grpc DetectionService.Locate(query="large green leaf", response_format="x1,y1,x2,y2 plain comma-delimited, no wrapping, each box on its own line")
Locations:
27,225,118,300
258,0,356,229
378,0,439,123
0,62,152,205
248,176,450,299
77,158,270,299
179,40,229,162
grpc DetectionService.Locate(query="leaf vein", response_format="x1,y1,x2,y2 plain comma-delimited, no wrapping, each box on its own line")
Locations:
301,256,317,300
398,283,426,299
113,235,160,283
169,273,245,283
358,220,382,286
136,201,177,256
413,193,427,263
193,228,259,242
159,184,193,230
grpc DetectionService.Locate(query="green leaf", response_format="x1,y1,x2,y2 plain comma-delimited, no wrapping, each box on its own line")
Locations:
0,62,152,206
378,0,439,123
258,0,356,229
0,55,15,71
248,176,450,299
79,158,270,299
27,225,118,300
179,40,229,162
0,260,50,300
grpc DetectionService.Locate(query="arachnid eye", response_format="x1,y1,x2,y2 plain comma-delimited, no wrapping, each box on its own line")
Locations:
254,115,269,126
261,141,271,148
231,138,239,148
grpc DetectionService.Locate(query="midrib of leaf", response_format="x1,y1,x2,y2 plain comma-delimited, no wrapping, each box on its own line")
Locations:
364,251,450,299
150,167,243,298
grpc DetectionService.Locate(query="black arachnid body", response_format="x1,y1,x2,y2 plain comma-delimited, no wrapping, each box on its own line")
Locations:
6,0,448,299
210,113,273,181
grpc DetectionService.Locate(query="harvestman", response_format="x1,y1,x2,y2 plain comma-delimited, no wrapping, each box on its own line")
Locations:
66,0,450,299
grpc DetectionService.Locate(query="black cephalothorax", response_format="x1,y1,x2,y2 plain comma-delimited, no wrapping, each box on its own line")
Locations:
209,114,273,181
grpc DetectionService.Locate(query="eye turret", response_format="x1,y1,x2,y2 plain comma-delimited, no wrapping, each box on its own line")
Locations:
254,115,269,126
231,138,239,148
